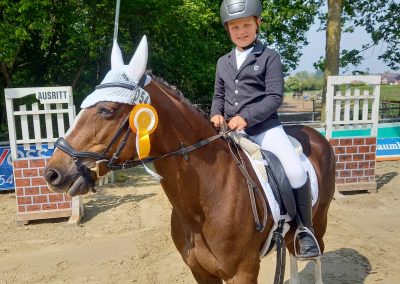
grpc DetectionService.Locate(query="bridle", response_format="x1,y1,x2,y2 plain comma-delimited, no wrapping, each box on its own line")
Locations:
54,76,227,191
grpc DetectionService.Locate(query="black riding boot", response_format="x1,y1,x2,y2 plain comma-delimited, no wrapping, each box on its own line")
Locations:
293,176,321,259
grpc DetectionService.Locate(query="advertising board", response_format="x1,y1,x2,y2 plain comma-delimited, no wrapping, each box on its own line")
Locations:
0,144,54,190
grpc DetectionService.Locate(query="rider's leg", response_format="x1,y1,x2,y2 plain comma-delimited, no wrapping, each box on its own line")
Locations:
250,125,320,259
251,126,306,188
292,175,320,258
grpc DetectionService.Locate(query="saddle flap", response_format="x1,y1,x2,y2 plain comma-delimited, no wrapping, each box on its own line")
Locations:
228,132,298,218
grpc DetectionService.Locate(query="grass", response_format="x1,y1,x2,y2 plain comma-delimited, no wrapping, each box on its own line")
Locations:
380,85,400,101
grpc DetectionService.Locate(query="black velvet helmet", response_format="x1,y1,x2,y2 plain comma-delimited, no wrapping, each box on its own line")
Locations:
220,0,262,25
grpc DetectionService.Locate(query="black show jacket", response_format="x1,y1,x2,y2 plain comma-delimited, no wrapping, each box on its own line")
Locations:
211,42,284,136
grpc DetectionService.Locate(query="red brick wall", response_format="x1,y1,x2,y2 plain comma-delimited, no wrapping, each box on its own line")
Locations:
13,157,72,222
329,137,376,184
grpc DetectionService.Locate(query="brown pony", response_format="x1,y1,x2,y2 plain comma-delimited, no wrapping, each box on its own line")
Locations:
45,37,335,283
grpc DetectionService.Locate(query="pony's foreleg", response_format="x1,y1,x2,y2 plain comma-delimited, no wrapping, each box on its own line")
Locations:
289,253,300,284
190,269,223,284
314,257,323,284
290,254,323,284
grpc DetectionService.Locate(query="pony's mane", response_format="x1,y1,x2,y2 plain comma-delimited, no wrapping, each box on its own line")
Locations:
148,72,208,118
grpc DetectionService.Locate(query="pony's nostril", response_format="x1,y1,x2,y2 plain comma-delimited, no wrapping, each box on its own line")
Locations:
45,168,63,186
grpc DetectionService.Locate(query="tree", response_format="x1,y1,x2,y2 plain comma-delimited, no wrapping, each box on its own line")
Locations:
0,0,118,122
0,0,322,128
323,0,342,105
350,0,400,71
310,0,399,118
261,0,323,73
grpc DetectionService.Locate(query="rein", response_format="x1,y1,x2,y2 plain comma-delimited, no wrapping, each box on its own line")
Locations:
54,117,227,190
221,123,268,233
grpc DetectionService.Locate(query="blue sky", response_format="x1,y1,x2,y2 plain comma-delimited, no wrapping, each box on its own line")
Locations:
293,24,395,76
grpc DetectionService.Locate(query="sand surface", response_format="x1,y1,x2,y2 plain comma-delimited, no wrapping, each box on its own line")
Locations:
0,161,399,283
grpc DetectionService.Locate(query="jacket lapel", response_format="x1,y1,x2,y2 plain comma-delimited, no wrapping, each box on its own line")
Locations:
236,42,265,77
228,48,238,72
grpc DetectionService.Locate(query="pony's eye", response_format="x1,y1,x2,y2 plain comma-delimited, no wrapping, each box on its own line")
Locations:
98,106,115,117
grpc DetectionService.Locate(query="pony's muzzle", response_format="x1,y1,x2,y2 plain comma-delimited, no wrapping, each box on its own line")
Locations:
44,167,65,187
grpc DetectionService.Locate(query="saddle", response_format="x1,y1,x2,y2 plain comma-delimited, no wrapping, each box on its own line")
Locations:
228,132,299,218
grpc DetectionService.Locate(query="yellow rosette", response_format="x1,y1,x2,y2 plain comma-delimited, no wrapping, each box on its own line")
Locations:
129,104,158,159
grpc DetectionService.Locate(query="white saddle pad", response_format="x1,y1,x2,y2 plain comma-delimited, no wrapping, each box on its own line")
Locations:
228,132,319,258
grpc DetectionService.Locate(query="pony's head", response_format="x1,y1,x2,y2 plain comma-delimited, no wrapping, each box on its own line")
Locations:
45,36,152,196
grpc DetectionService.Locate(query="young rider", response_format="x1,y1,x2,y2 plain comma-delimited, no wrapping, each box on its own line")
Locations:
210,0,320,259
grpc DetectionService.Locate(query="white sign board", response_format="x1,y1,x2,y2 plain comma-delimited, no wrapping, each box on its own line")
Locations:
36,89,70,104
5,86,75,159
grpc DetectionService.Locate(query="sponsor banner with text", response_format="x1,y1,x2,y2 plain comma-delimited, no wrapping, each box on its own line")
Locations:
0,144,54,190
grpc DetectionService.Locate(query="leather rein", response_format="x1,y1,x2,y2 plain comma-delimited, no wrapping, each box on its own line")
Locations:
54,116,226,191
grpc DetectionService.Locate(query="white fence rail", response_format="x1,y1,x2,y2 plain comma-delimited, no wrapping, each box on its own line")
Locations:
5,87,75,159
326,75,381,139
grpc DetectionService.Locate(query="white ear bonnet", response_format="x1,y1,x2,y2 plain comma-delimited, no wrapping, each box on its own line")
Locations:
81,36,152,109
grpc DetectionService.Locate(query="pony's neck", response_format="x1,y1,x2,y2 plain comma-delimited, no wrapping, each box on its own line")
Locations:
149,80,216,155
148,80,228,217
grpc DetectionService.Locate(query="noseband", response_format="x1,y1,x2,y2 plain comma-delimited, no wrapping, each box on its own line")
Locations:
55,114,134,192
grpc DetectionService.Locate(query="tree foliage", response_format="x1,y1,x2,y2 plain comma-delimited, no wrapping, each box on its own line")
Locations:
260,0,322,72
285,71,324,92
0,0,117,127
350,0,400,71
0,0,321,130
313,0,399,73
1,0,398,133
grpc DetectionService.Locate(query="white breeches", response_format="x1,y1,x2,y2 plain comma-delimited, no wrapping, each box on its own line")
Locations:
250,125,307,188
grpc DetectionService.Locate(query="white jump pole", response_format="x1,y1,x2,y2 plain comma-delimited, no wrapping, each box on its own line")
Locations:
113,0,121,42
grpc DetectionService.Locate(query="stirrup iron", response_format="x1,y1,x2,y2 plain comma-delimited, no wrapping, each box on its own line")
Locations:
294,227,322,260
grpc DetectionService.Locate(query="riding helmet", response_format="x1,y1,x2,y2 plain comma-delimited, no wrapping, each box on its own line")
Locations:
220,0,262,25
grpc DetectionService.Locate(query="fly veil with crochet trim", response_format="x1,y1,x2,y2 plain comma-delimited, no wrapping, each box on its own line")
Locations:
81,36,152,109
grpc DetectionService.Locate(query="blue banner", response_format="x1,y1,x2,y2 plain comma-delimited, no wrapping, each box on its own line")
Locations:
376,138,400,160
0,144,54,190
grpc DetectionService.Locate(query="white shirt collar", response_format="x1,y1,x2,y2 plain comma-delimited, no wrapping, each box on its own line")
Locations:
235,47,254,69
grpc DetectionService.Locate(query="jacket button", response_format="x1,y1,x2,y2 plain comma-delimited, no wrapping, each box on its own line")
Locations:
235,102,238,106
235,79,239,83
235,90,238,94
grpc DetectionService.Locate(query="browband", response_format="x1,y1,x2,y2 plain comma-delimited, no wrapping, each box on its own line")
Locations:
95,82,137,91
95,73,147,91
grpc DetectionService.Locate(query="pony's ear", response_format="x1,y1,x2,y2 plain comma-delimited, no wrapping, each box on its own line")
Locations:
111,40,124,69
126,35,148,82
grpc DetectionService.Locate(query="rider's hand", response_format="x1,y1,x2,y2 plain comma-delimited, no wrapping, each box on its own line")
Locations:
228,115,247,131
210,115,224,128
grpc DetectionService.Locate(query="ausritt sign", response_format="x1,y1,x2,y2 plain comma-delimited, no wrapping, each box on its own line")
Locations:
36,90,69,103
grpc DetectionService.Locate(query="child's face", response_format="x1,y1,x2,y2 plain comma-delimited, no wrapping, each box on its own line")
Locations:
226,16,261,50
